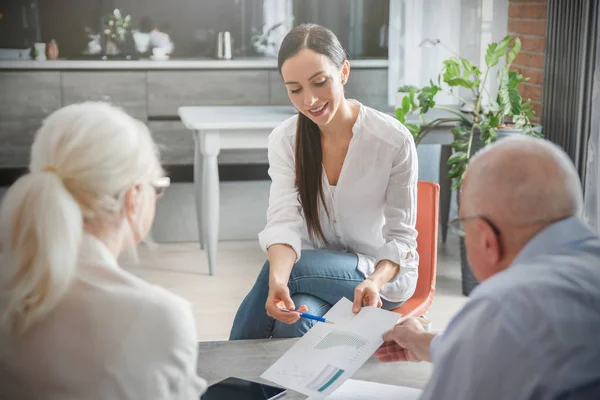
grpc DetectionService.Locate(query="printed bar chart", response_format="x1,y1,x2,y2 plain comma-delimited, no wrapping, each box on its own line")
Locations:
306,364,346,392
314,332,368,350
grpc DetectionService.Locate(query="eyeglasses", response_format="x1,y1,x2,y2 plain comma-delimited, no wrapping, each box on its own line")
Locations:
150,176,170,198
448,215,501,237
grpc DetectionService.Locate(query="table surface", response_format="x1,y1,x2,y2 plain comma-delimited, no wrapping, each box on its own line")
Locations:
179,105,298,130
197,338,432,399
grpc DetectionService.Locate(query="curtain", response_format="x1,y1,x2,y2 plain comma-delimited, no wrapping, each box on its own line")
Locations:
261,0,293,57
387,0,498,107
583,6,600,234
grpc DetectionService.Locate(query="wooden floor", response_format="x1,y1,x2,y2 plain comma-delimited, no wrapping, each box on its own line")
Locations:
127,235,468,341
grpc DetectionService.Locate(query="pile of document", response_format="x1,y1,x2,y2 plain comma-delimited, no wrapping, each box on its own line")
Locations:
261,297,423,399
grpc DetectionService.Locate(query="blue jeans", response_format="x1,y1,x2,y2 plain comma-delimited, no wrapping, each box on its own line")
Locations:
229,249,404,339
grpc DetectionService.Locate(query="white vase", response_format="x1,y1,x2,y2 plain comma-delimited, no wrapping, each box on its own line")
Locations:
34,43,47,61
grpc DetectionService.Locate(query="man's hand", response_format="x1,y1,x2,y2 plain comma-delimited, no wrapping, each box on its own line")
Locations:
265,283,308,324
352,278,383,313
375,317,435,363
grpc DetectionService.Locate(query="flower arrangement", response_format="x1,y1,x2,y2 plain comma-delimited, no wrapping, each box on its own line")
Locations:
103,9,131,43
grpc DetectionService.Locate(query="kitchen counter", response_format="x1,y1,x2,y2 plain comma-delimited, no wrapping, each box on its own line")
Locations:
0,57,388,70
0,58,388,169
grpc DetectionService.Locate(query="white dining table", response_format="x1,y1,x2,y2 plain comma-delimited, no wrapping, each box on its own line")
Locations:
178,105,454,275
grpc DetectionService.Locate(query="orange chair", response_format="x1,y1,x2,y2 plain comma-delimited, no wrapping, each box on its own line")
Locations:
393,180,440,317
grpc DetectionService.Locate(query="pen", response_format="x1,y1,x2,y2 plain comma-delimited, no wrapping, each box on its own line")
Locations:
279,308,335,324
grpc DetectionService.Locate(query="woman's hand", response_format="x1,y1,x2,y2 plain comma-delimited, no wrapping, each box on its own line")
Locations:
265,283,308,324
352,278,383,313
352,259,400,313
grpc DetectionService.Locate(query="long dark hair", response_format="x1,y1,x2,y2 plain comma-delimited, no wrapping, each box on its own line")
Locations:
277,24,346,244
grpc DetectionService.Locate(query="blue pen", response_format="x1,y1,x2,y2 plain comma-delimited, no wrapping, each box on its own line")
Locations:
279,308,335,324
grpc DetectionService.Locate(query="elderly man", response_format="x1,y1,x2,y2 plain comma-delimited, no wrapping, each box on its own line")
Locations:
375,136,600,399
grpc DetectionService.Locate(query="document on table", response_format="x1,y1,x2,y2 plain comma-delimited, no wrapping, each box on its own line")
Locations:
322,379,423,399
260,297,403,398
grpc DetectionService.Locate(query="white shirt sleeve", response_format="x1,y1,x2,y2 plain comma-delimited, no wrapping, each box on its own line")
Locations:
373,134,419,301
258,129,304,260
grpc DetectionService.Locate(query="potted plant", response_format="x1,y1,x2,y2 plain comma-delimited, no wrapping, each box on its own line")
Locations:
395,85,421,112
396,36,542,295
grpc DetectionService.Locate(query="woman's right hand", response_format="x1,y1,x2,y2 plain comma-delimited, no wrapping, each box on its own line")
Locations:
265,283,308,324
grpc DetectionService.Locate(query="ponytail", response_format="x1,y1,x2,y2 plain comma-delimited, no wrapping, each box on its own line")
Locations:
295,113,329,244
0,171,82,336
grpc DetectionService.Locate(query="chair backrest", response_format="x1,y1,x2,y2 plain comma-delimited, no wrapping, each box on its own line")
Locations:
393,180,440,317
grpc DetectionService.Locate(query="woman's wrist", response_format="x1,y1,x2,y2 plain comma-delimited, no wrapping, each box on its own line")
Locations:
369,260,400,290
268,277,288,288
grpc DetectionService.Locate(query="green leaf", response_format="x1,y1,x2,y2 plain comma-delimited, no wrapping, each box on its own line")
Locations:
461,58,472,71
448,163,463,178
445,77,477,89
405,123,421,134
448,151,468,164
442,59,462,85
508,70,527,89
506,37,522,65
451,140,468,151
509,86,522,115
485,43,499,68
409,87,416,105
452,175,464,190
451,126,469,137
498,67,512,117
402,95,411,115
418,85,440,114
496,36,512,57
405,123,421,142
514,115,527,129
489,115,500,129
484,128,498,145
395,108,406,124
479,120,492,143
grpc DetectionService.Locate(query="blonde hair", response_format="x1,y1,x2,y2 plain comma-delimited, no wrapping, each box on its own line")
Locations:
0,102,163,336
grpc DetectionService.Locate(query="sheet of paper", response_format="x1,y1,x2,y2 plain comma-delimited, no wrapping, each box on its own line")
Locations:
261,298,402,398
320,379,423,400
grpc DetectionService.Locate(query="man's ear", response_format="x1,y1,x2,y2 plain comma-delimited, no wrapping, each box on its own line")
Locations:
477,218,501,266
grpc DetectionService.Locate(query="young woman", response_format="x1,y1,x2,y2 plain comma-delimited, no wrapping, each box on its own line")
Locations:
0,102,206,399
230,24,419,340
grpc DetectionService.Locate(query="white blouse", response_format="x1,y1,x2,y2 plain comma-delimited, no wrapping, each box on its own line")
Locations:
0,234,206,400
258,101,419,302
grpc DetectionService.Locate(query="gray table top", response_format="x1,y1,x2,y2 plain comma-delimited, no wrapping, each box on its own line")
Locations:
197,338,432,399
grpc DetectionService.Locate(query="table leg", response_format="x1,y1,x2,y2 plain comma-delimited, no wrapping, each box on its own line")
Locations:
439,144,452,244
200,130,221,276
193,131,205,250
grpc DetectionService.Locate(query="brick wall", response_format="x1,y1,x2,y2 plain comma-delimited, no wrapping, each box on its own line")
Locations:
508,0,547,122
